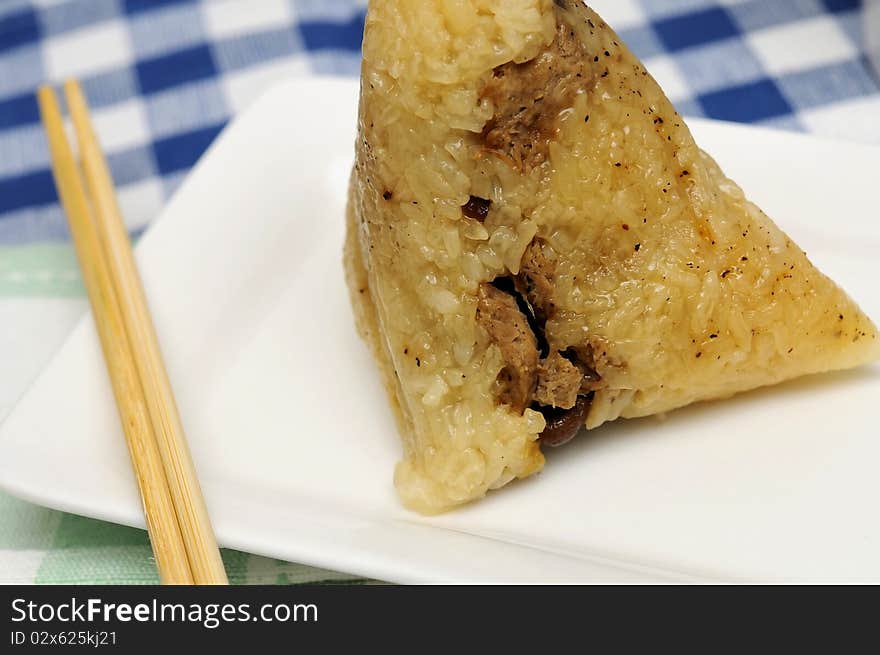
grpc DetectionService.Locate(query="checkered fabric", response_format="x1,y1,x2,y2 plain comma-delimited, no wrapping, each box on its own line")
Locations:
0,0,878,584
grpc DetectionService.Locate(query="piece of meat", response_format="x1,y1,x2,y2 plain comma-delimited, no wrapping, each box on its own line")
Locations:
478,263,602,440
476,283,539,413
540,395,591,447
480,21,594,172
564,345,603,393
515,239,557,323
535,352,582,409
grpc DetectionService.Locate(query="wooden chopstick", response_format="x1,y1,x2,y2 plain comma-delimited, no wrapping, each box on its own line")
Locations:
37,86,194,585
62,80,228,585
38,81,228,584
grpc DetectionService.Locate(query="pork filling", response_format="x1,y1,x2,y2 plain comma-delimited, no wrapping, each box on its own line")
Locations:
475,242,601,446
480,18,595,172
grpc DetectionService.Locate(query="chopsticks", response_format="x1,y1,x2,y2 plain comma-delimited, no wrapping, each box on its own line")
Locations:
37,81,227,585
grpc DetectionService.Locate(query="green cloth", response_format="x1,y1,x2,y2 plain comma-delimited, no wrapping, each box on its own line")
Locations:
0,493,364,584
0,243,84,297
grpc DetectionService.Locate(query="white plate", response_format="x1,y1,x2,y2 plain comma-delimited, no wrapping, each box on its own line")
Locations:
1,79,879,583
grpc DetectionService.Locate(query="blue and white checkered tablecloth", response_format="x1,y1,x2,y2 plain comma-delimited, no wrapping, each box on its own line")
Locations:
0,0,878,247
0,0,878,583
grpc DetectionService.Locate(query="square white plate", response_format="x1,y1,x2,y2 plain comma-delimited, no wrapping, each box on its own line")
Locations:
1,79,879,583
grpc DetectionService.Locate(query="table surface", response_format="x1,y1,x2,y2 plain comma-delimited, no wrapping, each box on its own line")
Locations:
1,0,878,584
